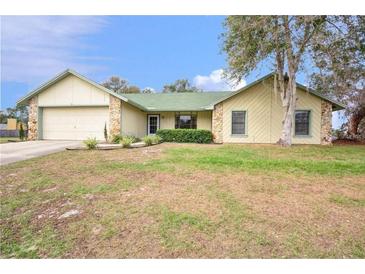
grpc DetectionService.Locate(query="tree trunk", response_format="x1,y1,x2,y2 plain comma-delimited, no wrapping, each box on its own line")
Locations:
277,75,296,147
276,16,298,147
348,107,365,139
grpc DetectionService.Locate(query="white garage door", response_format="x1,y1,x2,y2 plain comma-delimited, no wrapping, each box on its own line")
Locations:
42,107,109,140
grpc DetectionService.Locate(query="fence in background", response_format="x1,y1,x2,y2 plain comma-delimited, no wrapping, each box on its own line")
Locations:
0,130,28,137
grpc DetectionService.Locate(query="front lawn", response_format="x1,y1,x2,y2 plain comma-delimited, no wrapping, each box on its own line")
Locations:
1,143,364,258
0,137,20,144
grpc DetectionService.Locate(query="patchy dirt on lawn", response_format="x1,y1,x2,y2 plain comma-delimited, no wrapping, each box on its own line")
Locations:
1,143,364,258
333,139,365,145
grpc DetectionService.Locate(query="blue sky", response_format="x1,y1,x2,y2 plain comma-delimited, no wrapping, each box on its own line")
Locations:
0,16,344,126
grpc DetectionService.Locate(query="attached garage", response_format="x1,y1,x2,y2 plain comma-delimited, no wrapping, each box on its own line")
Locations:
42,107,109,140
16,69,127,141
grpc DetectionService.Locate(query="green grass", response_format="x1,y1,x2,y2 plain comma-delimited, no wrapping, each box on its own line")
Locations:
209,186,251,225
155,206,213,250
93,144,365,176
163,145,365,176
1,143,364,258
0,137,20,144
71,180,140,196
97,147,365,177
329,194,365,207
0,210,70,258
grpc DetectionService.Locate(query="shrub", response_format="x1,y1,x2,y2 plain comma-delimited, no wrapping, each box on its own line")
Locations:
84,138,98,149
121,136,134,148
143,135,154,146
143,135,162,146
112,134,138,144
111,134,123,144
104,123,108,142
19,123,25,141
124,135,136,143
154,135,162,144
156,129,212,144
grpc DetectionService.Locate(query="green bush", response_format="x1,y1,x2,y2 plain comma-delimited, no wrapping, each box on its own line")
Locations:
84,138,98,149
143,135,153,146
143,135,162,146
104,123,108,142
154,135,162,144
121,136,134,148
156,129,212,144
112,134,137,144
124,135,136,143
111,135,123,144
19,123,25,141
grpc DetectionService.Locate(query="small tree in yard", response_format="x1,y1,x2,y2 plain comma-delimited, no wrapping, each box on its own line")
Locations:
222,16,363,146
19,123,25,141
104,123,108,142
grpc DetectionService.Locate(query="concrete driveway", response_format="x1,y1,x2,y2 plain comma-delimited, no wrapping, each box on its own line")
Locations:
0,140,82,165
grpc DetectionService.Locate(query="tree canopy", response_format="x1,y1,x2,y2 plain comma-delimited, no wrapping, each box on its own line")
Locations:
309,16,365,139
101,76,141,94
162,79,200,93
0,105,28,124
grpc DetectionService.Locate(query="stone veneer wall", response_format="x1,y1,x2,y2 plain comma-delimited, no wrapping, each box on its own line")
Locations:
212,102,223,143
320,100,332,145
109,95,122,137
28,96,38,140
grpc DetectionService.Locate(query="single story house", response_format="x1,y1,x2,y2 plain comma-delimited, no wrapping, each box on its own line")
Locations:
17,69,345,144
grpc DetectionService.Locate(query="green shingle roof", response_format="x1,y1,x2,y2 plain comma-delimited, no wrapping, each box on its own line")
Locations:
123,92,231,111
17,69,345,111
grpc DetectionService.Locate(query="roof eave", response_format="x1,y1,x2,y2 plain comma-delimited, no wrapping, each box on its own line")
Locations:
210,72,346,112
16,69,71,106
209,72,276,107
296,83,346,111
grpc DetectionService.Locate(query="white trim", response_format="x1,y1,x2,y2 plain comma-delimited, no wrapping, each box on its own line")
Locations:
147,114,160,135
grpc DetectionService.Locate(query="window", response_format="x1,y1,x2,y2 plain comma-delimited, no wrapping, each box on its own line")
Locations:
175,113,197,129
295,110,310,136
232,111,246,135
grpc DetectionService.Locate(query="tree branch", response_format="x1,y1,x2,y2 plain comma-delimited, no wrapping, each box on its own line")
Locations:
283,16,296,73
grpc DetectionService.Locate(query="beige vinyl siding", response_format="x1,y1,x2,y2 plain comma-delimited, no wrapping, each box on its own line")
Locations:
222,80,272,143
270,86,321,144
159,112,175,129
42,107,109,140
38,75,109,107
222,79,322,144
197,111,212,130
121,101,146,137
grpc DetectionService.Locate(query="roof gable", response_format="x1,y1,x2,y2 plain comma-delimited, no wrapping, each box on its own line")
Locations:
207,72,345,111
16,69,131,106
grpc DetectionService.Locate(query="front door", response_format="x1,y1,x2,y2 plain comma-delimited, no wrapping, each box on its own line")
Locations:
148,115,159,135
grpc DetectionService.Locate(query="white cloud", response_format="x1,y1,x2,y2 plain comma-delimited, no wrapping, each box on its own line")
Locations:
193,69,246,91
142,87,156,93
1,16,108,84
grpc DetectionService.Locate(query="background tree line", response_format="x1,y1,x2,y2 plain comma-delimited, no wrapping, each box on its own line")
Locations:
0,105,28,124
101,77,200,94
